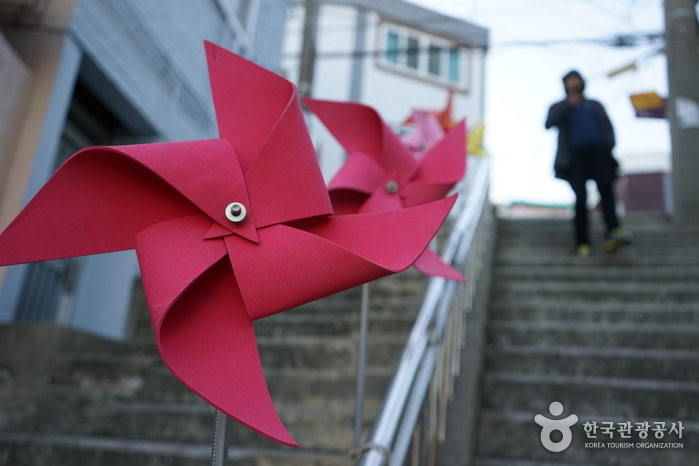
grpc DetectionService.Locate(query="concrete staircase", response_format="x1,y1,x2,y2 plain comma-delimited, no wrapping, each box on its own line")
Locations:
474,215,699,466
0,269,429,465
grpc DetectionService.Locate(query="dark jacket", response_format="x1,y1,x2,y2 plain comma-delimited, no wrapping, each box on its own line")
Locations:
545,98,616,181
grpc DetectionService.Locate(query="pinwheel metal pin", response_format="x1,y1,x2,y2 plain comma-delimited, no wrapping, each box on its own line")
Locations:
0,43,456,447
303,98,467,282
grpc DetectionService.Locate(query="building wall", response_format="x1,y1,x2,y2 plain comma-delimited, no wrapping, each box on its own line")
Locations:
0,0,80,288
0,0,292,340
0,32,33,209
253,0,293,72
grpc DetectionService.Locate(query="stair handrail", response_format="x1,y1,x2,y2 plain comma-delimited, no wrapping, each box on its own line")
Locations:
358,157,492,466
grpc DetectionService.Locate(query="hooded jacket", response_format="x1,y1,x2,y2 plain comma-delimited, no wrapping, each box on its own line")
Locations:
545,98,617,181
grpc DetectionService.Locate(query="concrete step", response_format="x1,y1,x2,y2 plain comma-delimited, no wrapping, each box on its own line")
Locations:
497,232,699,243
67,333,408,366
485,346,699,382
482,372,699,420
494,253,699,266
132,297,421,339
140,367,391,410
129,273,427,339
489,301,699,324
256,335,406,368
496,241,699,253
496,225,699,237
0,432,347,466
0,386,374,450
44,363,393,409
493,265,699,283
495,242,699,254
97,310,418,347
496,216,695,231
253,311,417,337
491,281,699,303
487,321,699,350
475,409,698,466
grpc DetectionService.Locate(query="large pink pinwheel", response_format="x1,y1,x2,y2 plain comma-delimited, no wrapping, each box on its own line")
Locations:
303,98,467,282
0,43,456,446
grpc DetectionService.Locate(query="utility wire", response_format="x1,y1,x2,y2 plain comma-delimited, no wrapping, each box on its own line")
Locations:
282,31,664,59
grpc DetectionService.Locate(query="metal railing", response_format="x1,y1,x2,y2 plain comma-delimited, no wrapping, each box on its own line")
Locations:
357,156,493,466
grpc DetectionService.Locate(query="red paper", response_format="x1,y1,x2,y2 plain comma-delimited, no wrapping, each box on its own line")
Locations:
0,42,456,446
304,98,467,282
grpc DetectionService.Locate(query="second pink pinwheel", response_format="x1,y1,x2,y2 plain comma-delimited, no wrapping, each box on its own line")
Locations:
304,98,467,282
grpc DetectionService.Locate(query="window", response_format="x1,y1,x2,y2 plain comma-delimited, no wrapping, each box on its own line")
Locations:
428,44,443,76
386,31,400,64
448,47,460,83
406,36,419,69
380,24,468,89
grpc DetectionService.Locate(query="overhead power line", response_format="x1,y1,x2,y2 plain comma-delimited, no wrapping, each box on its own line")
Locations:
282,31,664,60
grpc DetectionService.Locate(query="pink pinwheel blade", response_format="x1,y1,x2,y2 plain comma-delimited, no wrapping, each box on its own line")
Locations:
244,94,332,228
303,98,419,181
229,195,455,320
227,225,386,321
327,152,385,195
412,120,467,184
119,139,259,243
135,216,295,445
159,259,296,446
299,196,456,268
413,247,466,283
208,41,332,228
401,181,457,209
206,41,292,175
134,215,228,324
328,190,371,215
0,146,200,266
303,98,383,161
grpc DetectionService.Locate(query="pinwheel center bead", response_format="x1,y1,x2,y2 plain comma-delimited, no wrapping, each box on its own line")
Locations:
385,180,399,194
225,202,247,223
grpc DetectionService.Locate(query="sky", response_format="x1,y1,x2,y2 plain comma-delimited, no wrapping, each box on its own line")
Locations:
407,0,669,206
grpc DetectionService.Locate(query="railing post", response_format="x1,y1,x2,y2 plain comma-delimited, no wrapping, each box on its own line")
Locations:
210,409,230,466
354,282,371,448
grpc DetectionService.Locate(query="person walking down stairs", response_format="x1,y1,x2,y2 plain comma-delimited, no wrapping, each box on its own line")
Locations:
545,70,631,256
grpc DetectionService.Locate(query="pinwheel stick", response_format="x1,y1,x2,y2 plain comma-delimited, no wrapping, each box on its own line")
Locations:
211,409,231,465
353,282,371,447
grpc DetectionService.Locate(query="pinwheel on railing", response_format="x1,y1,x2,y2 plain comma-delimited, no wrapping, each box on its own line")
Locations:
0,42,456,450
303,98,467,283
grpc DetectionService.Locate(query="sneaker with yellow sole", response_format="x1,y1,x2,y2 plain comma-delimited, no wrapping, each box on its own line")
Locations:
604,228,632,252
577,243,592,256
